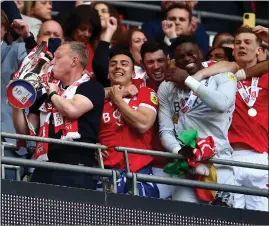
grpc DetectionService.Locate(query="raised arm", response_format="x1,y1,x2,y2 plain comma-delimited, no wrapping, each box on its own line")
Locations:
158,82,182,153
192,60,268,82
92,17,117,87
191,61,240,81
184,72,237,112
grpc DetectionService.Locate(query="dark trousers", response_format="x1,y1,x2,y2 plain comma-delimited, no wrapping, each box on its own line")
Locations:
30,167,97,190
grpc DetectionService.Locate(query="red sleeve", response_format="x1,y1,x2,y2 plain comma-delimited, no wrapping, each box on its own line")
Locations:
137,87,158,112
202,60,216,68
132,78,146,89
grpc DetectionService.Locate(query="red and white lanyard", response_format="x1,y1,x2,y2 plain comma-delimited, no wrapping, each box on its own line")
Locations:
237,77,259,107
179,91,198,114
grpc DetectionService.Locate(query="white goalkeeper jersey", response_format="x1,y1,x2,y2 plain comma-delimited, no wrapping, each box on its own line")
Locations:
157,68,237,160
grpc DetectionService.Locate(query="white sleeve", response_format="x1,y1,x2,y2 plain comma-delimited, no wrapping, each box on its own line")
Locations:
157,82,182,153
195,72,237,112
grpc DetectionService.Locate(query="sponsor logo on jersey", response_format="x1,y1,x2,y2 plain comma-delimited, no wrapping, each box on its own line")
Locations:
227,72,237,82
150,92,158,105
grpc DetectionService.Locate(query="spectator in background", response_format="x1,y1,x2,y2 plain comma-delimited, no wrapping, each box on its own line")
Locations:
92,1,123,47
11,19,64,54
1,0,42,40
24,1,52,22
1,10,27,179
218,38,234,49
98,50,159,198
212,32,234,48
142,0,209,58
14,0,24,13
207,47,235,62
12,41,105,190
161,4,192,44
63,5,101,73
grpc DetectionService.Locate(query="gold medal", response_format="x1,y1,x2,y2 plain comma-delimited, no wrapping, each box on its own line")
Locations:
248,108,257,117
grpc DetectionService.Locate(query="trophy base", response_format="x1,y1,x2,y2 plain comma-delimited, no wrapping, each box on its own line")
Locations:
7,80,37,109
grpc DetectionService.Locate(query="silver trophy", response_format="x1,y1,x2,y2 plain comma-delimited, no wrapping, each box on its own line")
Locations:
7,42,52,109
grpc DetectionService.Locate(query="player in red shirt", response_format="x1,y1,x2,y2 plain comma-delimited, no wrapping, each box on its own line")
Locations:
190,27,268,210
140,40,172,199
228,27,268,212
98,49,159,198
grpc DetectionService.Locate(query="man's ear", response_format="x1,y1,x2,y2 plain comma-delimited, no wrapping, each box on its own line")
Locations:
256,46,263,56
132,71,136,79
198,49,203,60
167,54,171,65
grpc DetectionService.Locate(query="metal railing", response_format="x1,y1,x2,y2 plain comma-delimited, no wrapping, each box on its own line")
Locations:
115,146,269,170
1,132,268,198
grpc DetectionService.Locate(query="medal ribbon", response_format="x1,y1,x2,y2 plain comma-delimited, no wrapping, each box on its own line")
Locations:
179,91,198,115
237,77,259,108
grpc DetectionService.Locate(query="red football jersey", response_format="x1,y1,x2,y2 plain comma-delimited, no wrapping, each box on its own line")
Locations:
99,87,159,172
228,73,268,153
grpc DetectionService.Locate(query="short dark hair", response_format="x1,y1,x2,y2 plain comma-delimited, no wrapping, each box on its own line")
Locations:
1,10,13,44
212,32,233,48
164,4,192,23
234,26,262,46
206,47,235,62
109,49,135,65
218,38,234,47
140,40,169,59
170,35,198,53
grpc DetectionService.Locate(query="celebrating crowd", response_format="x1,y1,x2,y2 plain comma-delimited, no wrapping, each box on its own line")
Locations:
1,1,268,212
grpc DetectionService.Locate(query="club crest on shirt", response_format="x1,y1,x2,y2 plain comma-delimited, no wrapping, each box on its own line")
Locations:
227,72,237,82
150,92,158,105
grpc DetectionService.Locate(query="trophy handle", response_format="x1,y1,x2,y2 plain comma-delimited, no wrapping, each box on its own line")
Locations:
7,80,37,109
18,41,47,79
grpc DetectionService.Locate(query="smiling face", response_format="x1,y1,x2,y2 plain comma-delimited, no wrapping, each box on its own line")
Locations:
233,32,262,68
108,54,135,86
173,42,203,75
143,50,169,82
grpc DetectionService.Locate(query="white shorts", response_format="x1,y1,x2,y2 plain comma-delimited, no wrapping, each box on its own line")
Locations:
152,167,172,199
232,150,268,212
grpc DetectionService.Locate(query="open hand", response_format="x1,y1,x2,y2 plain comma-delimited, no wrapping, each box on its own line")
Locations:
253,25,268,44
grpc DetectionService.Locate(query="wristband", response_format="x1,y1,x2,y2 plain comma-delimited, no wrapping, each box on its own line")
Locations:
48,91,58,100
184,76,201,92
235,69,246,81
172,146,182,154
